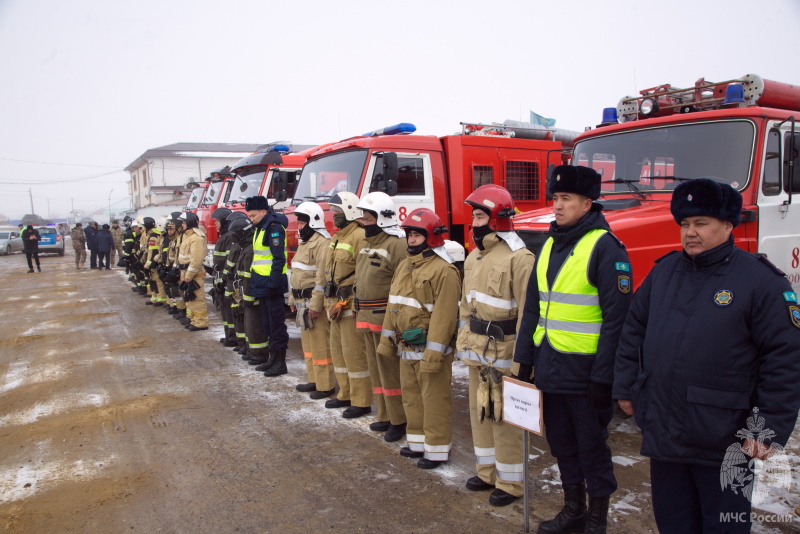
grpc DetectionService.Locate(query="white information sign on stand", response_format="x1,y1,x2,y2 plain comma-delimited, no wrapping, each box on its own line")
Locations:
502,377,543,435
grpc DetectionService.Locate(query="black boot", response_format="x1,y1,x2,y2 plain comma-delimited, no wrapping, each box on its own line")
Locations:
250,353,272,367
585,495,609,534
537,483,587,534
263,350,287,377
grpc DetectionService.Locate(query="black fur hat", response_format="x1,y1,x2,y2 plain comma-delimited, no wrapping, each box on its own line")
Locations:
670,179,742,227
245,196,269,211
547,165,601,200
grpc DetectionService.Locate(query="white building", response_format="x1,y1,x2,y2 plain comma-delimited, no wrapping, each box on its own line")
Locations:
124,142,262,211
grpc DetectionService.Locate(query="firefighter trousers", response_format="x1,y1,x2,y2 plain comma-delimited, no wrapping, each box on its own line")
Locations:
328,313,370,407
185,272,208,328
220,295,236,344
151,273,168,304
244,303,269,359
232,302,247,352
468,365,524,497
365,331,406,425
400,354,453,461
299,311,335,391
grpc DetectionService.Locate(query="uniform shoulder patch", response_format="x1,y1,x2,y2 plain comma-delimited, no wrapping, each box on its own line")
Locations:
617,275,631,293
754,253,786,276
788,305,800,329
271,236,281,247
713,289,734,307
783,292,798,304
615,262,631,272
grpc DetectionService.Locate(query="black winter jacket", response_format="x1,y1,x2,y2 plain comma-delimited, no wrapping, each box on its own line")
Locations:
613,237,800,465
514,207,632,394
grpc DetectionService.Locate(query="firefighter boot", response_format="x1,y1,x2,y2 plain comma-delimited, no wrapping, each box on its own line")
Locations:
263,350,288,377
537,483,587,534
251,353,273,368
585,495,610,534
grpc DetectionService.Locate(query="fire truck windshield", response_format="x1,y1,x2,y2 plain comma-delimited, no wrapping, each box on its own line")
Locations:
294,149,368,203
574,120,755,194
228,166,266,204
185,188,204,209
201,182,223,206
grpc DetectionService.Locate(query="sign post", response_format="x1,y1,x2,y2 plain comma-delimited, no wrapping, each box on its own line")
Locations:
503,377,544,533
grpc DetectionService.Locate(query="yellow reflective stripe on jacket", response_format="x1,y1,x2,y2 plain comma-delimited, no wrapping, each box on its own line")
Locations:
252,227,287,275
533,228,606,355
329,241,354,254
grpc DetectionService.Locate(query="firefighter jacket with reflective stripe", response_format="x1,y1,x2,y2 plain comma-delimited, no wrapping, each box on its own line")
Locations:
123,229,138,257
167,230,183,267
323,221,364,290
354,231,407,332
289,231,329,309
178,227,207,276
235,241,257,305
213,230,237,273
533,229,606,354
311,245,330,313
514,208,632,394
251,211,288,296
379,250,461,364
456,233,535,372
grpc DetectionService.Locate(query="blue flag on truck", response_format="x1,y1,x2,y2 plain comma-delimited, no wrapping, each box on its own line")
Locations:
530,110,556,127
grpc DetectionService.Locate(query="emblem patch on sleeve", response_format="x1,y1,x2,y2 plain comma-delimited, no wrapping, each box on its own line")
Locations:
271,237,281,247
713,289,733,307
615,262,631,272
617,275,631,293
783,292,798,304
789,305,800,329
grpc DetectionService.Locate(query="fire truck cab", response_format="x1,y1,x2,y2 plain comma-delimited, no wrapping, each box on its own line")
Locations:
289,121,578,259
514,73,800,290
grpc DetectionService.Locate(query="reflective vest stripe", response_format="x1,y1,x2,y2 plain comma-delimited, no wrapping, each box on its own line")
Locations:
533,229,606,355
252,227,287,275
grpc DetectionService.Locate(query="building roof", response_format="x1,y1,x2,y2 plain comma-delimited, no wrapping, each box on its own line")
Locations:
125,142,262,172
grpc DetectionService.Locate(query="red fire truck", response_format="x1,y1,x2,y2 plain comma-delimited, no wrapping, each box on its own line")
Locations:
287,121,579,258
513,73,800,290
225,143,318,215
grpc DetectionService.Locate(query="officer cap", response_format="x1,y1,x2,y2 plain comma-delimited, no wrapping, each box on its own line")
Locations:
245,196,269,211
670,178,742,227
547,165,601,201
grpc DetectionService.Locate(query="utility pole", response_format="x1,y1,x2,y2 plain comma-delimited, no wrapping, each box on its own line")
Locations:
29,188,34,214
108,189,113,222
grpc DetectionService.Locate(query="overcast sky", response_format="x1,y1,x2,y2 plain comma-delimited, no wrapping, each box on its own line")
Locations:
1,0,798,220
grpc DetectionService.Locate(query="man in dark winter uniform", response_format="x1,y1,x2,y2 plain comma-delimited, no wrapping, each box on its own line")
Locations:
84,222,99,269
514,165,632,534
246,195,289,376
614,179,800,533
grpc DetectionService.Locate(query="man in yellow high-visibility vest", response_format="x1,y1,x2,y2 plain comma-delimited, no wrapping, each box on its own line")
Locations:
514,165,632,534
246,195,289,376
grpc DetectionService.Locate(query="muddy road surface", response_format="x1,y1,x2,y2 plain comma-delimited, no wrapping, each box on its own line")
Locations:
1,250,798,533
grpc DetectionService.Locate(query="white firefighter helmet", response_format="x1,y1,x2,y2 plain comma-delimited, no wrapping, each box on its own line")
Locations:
357,191,398,228
328,192,362,221
294,202,326,230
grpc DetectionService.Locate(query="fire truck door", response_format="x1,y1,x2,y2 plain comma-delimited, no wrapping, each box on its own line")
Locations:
364,152,434,223
757,126,800,291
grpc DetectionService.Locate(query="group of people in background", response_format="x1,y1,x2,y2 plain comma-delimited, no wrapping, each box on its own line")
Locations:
104,165,799,534
70,220,125,269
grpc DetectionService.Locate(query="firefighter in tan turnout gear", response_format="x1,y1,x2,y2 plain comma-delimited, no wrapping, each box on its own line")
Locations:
378,208,460,468
457,184,535,506
354,192,408,442
289,202,335,398
323,192,370,418
178,211,209,330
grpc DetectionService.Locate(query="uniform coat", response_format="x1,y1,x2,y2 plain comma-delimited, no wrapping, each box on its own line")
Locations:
613,237,800,465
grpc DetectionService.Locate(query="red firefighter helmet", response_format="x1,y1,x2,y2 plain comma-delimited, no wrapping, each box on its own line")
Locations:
465,184,516,231
400,208,448,248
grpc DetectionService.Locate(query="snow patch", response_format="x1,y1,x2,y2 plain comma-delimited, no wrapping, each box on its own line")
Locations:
0,389,111,426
